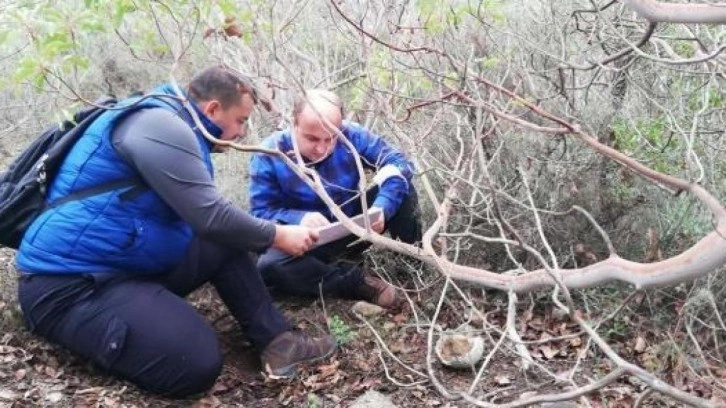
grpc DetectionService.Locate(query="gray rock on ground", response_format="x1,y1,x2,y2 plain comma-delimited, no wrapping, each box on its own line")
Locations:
349,390,397,408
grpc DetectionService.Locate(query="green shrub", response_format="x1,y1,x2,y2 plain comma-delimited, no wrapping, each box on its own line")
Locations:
328,314,356,345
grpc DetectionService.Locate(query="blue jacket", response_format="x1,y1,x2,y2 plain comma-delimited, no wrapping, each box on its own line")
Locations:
249,122,414,224
16,85,220,274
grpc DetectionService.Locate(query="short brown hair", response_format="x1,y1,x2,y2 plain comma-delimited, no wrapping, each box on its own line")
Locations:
187,65,258,108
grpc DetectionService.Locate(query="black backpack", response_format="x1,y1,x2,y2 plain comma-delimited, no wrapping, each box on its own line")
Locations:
0,97,140,249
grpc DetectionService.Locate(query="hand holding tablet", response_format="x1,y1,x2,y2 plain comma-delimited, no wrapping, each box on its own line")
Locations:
313,207,384,248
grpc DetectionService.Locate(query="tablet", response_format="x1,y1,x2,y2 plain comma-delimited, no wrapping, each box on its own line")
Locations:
314,207,384,247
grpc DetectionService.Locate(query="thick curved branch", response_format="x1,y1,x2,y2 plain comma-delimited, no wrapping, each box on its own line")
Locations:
624,0,726,24
172,63,726,296
417,197,726,293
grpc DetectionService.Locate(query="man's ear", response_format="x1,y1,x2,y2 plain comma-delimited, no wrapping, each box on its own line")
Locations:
201,100,222,118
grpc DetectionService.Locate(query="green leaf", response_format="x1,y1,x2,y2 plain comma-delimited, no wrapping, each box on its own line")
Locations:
33,70,47,89
38,32,74,58
113,0,137,28
0,29,10,47
13,57,41,83
480,57,499,69
77,10,109,33
217,0,239,16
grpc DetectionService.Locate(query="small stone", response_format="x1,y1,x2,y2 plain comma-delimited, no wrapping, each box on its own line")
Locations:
435,334,485,368
352,301,385,317
0,389,19,401
634,336,647,353
349,390,396,408
46,392,64,403
552,308,569,321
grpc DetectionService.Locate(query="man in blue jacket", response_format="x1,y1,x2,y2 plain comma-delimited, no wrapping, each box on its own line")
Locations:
249,90,422,309
15,66,336,397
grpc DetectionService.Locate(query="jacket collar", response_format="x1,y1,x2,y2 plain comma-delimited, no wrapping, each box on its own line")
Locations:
151,84,224,140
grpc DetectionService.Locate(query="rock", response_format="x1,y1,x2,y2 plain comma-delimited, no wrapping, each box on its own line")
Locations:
349,390,397,408
552,308,569,321
352,301,385,317
45,392,64,403
435,334,485,368
0,389,19,401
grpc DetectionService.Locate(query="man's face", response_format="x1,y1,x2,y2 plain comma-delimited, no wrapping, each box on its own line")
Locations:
205,93,255,144
294,106,341,162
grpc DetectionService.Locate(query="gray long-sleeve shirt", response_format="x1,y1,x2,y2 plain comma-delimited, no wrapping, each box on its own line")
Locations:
111,107,276,252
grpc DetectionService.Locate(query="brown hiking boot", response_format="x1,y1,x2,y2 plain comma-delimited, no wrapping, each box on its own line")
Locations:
261,331,337,379
355,274,400,310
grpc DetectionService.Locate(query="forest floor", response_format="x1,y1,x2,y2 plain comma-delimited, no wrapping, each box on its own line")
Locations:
1,247,725,408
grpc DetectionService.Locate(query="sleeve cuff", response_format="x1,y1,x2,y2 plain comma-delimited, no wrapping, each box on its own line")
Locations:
372,164,403,186
277,209,308,225
372,196,397,221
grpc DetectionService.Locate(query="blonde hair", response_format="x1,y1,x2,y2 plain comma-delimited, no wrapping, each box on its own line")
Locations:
292,89,344,123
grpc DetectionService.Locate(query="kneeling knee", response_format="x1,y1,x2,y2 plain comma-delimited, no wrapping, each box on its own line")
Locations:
182,351,222,396
159,342,223,398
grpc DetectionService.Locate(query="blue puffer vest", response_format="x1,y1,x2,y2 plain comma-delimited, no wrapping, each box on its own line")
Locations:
16,85,220,275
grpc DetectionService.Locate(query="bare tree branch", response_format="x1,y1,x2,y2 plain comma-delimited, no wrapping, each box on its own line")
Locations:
624,0,726,24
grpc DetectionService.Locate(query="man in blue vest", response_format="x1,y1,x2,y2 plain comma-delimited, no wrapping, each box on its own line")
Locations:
249,90,422,310
15,66,336,397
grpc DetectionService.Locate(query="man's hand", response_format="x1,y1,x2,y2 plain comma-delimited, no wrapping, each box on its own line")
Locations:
273,225,320,257
369,207,385,234
300,212,331,228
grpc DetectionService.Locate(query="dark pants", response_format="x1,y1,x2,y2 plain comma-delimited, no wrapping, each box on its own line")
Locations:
258,187,422,299
17,238,291,398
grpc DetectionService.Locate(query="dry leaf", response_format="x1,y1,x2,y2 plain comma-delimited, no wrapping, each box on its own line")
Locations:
317,361,339,380
634,336,646,353
352,378,380,392
353,359,371,372
392,313,407,324
0,346,15,354
103,396,120,408
539,345,558,360
211,382,229,395
44,366,58,378
192,395,221,408
495,375,511,385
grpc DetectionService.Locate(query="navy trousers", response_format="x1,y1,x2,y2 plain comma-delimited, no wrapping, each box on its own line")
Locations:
258,187,422,299
17,238,291,398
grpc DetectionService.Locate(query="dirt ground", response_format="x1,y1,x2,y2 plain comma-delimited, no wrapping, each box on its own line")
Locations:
1,247,725,407
0,247,478,407
0,288,459,407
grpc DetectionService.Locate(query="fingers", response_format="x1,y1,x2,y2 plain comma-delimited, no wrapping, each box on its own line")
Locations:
275,225,321,257
292,227,318,257
308,228,320,242
312,213,330,227
301,212,329,228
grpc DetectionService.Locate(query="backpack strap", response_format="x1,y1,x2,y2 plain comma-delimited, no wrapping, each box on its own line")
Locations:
48,178,146,209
